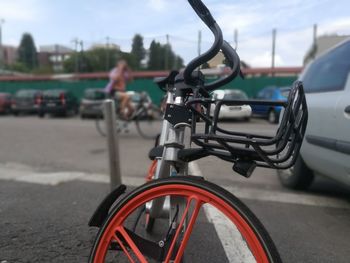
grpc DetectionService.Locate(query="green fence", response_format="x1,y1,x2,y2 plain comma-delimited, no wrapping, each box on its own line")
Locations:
0,76,297,105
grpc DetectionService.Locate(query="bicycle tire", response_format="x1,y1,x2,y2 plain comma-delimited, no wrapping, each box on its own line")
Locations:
89,176,281,263
135,104,162,140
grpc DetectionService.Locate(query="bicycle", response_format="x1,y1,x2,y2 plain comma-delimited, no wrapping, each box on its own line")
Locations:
95,91,162,139
88,1,308,262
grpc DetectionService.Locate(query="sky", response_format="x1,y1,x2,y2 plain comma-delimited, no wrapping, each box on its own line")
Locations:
0,0,350,67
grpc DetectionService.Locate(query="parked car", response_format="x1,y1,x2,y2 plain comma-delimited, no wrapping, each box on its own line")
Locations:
38,89,79,117
12,90,42,115
0,93,12,114
251,86,289,123
80,89,106,119
278,38,350,190
211,89,252,120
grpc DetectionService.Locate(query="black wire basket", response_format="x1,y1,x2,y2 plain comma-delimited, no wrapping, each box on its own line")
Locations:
186,81,308,177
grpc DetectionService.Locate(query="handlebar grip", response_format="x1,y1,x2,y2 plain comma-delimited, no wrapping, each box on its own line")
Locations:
188,0,215,27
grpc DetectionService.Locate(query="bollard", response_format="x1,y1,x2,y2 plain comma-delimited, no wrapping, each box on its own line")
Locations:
103,99,122,190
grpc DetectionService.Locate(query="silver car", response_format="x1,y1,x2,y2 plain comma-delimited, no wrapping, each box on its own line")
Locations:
211,89,252,121
278,38,350,190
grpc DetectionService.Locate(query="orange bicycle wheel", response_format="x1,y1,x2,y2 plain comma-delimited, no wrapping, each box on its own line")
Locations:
89,176,281,263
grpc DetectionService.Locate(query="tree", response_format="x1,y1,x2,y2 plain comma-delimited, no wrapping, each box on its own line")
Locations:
17,33,38,70
131,34,146,70
63,47,137,73
147,40,184,70
148,40,161,70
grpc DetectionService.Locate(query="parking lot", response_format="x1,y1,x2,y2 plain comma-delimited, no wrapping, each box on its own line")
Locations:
1,116,350,262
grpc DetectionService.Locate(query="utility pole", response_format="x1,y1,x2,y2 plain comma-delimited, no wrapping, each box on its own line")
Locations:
312,24,318,59
79,40,84,52
198,30,202,56
271,28,276,76
72,38,79,73
106,36,110,71
79,40,84,72
0,19,5,70
313,24,317,45
165,34,169,70
234,29,238,50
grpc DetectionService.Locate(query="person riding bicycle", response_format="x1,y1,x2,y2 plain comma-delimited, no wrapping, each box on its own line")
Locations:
105,60,134,119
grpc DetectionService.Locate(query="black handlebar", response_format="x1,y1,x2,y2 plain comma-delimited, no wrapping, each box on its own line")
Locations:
183,22,223,86
184,0,242,92
188,0,216,27
204,41,241,91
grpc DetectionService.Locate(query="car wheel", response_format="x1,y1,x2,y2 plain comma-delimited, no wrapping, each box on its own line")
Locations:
38,112,45,118
268,109,278,124
277,156,314,190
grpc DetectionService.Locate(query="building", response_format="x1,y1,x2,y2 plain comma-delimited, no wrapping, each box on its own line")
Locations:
207,52,226,68
304,35,350,65
2,45,18,66
90,43,120,51
38,44,73,72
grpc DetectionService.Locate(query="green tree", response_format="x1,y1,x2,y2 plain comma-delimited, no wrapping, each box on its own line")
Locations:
147,40,184,70
131,34,146,70
17,33,38,70
63,48,137,73
148,40,161,70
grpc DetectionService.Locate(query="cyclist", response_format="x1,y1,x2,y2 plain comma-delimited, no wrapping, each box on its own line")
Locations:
104,59,134,119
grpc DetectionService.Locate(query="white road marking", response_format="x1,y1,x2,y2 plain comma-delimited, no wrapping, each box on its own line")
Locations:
0,162,348,209
204,205,256,263
1,161,350,262
224,186,350,209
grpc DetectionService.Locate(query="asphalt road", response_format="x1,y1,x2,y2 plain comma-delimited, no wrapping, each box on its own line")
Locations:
1,116,350,262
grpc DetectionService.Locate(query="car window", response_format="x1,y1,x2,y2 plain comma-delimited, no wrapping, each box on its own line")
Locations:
257,89,273,99
256,90,265,99
43,90,64,99
265,90,273,99
16,90,38,98
280,88,290,98
302,41,350,93
85,90,105,100
223,92,248,100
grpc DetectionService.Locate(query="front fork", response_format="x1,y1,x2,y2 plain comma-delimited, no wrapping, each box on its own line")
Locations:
147,95,191,222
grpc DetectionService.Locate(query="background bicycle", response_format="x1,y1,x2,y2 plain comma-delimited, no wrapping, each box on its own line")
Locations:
95,90,162,139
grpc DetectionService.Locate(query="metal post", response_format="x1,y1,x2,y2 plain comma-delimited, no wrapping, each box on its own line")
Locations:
165,34,169,70
106,36,110,71
104,99,122,189
234,29,238,50
271,28,276,76
0,19,5,70
198,30,202,56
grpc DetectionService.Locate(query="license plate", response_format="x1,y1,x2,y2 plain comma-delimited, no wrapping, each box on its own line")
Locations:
229,106,242,110
47,103,56,107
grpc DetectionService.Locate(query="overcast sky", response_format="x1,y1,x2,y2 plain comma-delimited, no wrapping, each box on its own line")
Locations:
1,0,349,67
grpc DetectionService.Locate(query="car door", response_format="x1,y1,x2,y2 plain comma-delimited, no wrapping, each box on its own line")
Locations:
334,57,350,180
300,40,350,186
252,89,269,115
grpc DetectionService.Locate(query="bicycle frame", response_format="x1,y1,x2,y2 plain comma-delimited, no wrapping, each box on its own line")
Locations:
147,85,192,221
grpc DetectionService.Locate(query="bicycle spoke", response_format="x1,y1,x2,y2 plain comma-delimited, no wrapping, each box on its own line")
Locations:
164,197,203,263
112,234,136,263
174,198,203,262
116,227,148,263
